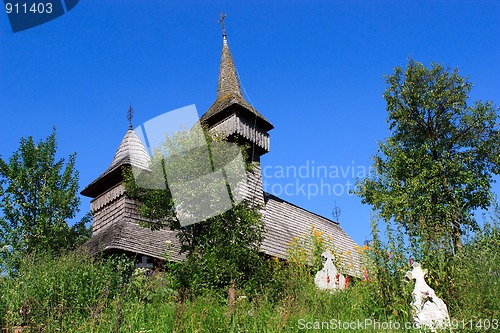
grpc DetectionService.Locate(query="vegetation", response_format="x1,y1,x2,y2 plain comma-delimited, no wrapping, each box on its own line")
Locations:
0,129,90,270
355,59,500,253
0,220,498,332
123,125,267,294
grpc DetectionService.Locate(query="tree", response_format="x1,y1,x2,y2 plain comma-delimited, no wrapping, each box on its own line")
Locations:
124,125,266,292
355,60,500,252
0,129,90,263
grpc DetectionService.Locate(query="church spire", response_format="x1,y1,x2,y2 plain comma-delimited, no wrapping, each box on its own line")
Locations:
216,13,243,100
200,14,273,157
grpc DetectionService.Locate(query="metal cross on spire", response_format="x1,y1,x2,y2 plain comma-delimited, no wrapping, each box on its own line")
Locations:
218,12,227,38
332,201,341,223
128,103,134,129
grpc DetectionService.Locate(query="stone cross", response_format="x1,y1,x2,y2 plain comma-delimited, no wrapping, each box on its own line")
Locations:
136,255,153,269
314,250,346,290
406,262,450,332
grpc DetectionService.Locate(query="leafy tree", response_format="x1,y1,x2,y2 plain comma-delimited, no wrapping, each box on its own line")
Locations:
124,126,266,293
355,60,500,252
0,129,90,264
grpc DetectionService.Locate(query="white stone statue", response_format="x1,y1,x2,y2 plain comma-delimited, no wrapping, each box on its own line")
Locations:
314,250,346,290
405,262,450,331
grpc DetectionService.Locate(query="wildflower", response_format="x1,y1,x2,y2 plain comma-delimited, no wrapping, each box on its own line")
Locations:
349,264,353,269
345,276,350,289
345,250,351,256
362,244,369,251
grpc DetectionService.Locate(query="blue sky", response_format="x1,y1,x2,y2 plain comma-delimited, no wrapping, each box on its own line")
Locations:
1,1,499,245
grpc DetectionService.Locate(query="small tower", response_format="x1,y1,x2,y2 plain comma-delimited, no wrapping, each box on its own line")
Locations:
200,15,273,205
81,107,182,264
81,106,150,235
200,14,273,163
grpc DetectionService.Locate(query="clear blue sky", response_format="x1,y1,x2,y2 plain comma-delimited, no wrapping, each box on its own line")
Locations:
1,1,499,245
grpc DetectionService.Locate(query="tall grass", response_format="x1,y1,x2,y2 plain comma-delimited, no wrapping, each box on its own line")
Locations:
0,251,134,330
0,222,498,332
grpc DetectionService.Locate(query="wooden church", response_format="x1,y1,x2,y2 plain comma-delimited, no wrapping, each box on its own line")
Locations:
81,24,362,276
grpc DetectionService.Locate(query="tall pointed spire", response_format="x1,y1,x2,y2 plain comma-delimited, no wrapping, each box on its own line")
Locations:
200,14,273,133
217,33,244,99
216,13,243,99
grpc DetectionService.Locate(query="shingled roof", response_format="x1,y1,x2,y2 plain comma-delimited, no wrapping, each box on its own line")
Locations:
83,190,362,277
261,193,362,276
200,35,273,132
81,127,151,198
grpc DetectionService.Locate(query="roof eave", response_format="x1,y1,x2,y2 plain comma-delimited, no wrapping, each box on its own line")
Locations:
202,98,274,132
80,165,126,198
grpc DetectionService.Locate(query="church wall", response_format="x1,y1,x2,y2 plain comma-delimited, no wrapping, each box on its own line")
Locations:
242,162,265,207
90,184,127,235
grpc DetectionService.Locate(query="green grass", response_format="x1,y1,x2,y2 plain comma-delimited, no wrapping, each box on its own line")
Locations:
1,224,498,332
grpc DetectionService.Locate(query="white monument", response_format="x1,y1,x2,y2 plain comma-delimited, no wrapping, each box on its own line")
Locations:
406,262,450,331
314,250,346,290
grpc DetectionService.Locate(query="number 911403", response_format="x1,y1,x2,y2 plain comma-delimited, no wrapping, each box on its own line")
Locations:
6,2,53,14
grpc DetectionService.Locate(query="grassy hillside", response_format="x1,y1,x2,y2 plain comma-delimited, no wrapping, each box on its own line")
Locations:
1,223,498,332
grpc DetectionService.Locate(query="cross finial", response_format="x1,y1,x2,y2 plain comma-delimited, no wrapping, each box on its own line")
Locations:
127,103,134,129
218,12,227,38
332,201,341,223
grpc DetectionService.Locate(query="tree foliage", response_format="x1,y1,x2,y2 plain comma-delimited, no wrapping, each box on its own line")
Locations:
124,126,266,292
0,129,90,264
355,60,500,252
